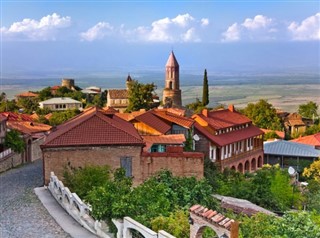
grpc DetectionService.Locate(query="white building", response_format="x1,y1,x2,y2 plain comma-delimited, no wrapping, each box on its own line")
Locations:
39,97,83,111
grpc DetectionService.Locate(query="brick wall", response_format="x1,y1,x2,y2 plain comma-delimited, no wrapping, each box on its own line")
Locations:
141,146,204,181
42,145,142,185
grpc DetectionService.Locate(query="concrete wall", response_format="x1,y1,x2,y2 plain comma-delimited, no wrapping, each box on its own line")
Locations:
42,145,142,185
0,150,22,173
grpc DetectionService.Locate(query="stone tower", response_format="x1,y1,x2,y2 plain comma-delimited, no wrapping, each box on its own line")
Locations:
162,51,182,107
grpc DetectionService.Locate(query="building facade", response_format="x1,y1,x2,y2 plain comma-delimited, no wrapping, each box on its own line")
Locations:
39,97,83,111
192,105,264,173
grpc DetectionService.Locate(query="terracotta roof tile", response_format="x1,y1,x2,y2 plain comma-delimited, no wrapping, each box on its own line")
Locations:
195,122,263,147
135,111,171,134
8,121,51,135
108,89,128,99
0,112,34,122
152,110,194,128
166,51,179,67
291,132,320,147
194,109,251,130
42,106,144,148
16,91,39,97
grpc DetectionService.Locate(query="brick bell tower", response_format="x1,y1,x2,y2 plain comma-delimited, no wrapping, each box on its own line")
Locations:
162,51,182,107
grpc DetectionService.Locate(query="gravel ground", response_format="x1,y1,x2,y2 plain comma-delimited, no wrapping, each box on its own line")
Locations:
0,159,71,238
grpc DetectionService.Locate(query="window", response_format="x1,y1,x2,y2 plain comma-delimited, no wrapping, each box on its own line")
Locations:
169,81,173,89
120,157,132,177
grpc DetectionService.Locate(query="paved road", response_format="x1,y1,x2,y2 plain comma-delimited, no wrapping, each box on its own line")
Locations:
0,159,71,238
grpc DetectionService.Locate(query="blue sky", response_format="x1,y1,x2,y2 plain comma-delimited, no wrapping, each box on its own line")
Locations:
1,1,319,77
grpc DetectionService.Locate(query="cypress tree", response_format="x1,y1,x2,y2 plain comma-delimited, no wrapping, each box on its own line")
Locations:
202,69,209,106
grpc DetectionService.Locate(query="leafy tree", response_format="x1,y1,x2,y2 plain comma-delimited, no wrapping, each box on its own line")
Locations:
303,159,320,182
151,210,190,238
49,109,80,126
202,69,209,106
242,99,282,130
305,124,320,135
4,130,25,153
264,131,280,141
63,165,111,198
185,98,205,113
298,101,319,119
55,86,73,97
38,87,52,101
0,99,18,112
0,92,7,102
126,80,156,112
16,97,39,114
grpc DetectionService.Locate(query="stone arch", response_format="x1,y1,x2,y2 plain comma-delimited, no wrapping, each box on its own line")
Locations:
123,217,157,238
244,160,250,173
194,225,219,238
251,158,257,171
237,163,244,173
189,205,235,238
258,156,263,168
231,166,236,171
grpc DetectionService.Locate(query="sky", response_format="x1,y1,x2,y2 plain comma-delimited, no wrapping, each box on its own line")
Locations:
1,0,320,78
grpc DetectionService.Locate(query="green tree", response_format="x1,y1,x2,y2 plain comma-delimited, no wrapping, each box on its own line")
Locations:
0,99,19,112
16,97,39,114
4,130,25,153
49,109,80,126
151,210,190,238
185,98,205,113
303,159,320,183
126,80,156,112
264,131,280,141
63,165,111,198
242,99,282,130
38,87,52,101
298,101,318,119
202,69,209,106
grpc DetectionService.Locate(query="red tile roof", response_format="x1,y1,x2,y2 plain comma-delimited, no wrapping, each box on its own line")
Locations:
142,134,186,152
15,92,39,98
51,85,61,90
0,114,7,122
135,111,171,134
8,121,51,135
166,51,179,67
291,132,320,147
0,112,34,122
194,109,252,130
195,122,263,147
152,110,194,128
42,106,144,148
108,89,128,99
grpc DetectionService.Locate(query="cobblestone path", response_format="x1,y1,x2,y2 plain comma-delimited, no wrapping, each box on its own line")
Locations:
0,160,71,238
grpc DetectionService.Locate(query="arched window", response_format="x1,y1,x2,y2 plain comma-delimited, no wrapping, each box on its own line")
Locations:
169,81,173,89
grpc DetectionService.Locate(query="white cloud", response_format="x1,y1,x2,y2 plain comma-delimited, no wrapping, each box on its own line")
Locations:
80,22,113,41
288,13,320,41
172,13,194,27
134,13,205,43
1,13,71,41
222,23,240,42
222,15,276,42
182,28,201,42
201,18,209,27
242,15,272,30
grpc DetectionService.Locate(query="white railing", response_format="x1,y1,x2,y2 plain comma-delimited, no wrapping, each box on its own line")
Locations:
48,172,112,238
112,217,176,238
49,172,176,238
0,148,12,159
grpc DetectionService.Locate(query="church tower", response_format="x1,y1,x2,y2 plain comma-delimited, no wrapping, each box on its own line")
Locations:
162,51,182,107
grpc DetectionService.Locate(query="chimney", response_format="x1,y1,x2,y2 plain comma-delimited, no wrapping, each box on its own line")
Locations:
228,104,235,112
202,108,208,117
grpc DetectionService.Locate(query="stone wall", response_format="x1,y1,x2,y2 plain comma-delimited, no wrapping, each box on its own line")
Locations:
141,146,204,181
0,150,22,173
42,145,142,185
